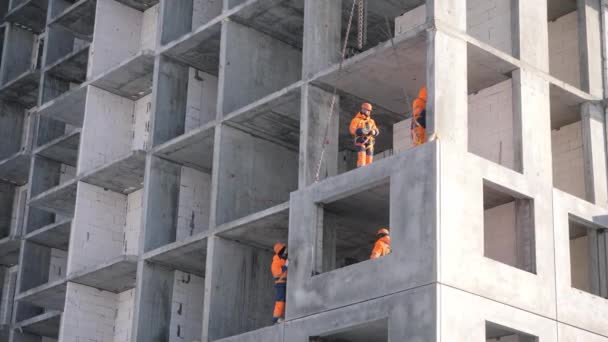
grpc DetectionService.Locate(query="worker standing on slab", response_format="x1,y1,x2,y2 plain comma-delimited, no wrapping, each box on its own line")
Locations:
370,228,391,259
411,86,427,146
350,102,379,168
271,242,288,324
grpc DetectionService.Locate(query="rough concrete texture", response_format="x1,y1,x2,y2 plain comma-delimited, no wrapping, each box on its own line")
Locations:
2,1,608,342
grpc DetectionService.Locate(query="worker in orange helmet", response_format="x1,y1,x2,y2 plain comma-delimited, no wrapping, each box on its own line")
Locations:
411,86,427,146
370,228,391,259
349,102,379,168
271,242,288,324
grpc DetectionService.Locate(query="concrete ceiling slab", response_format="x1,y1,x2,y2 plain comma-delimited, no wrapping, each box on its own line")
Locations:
217,202,289,250
0,151,31,185
548,0,577,21
146,236,208,277
25,219,72,251
0,70,40,108
113,0,158,11
483,180,528,210
38,85,87,127
36,130,80,167
4,0,47,33
224,84,301,151
0,237,20,266
29,179,78,216
17,279,67,311
486,322,536,340
91,51,154,100
69,256,138,293
80,150,146,194
49,0,96,41
46,44,90,84
550,83,585,129
232,0,304,49
154,124,215,173
468,43,518,94
15,311,62,338
317,318,388,342
164,21,221,75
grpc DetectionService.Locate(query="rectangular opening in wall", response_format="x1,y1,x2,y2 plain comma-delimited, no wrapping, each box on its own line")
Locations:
467,43,521,172
144,156,212,252
568,214,608,298
547,0,582,89
19,241,68,296
160,0,222,45
310,318,388,342
467,0,519,57
486,321,538,342
483,180,536,274
315,180,390,274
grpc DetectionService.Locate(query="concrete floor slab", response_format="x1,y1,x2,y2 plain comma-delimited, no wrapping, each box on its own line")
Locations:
91,51,155,100
14,311,61,338
37,85,87,127
48,0,96,41
35,130,81,167
16,279,67,311
153,122,215,172
0,237,20,266
45,44,90,84
0,151,31,185
25,219,72,251
162,19,222,75
68,255,138,293
29,179,78,216
114,0,158,11
79,150,146,194
3,0,47,33
223,82,301,151
0,70,40,108
144,233,208,277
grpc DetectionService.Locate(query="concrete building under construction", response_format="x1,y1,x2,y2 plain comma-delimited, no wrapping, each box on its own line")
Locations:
1,0,608,341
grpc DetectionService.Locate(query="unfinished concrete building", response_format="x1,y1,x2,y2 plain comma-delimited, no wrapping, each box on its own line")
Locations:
1,0,608,341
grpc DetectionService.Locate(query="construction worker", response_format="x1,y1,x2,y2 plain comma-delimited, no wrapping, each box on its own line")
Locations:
349,102,379,168
271,242,288,324
411,86,427,146
370,228,391,259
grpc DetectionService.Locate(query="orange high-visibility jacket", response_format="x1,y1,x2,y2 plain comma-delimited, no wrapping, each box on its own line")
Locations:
370,236,391,259
271,244,287,284
349,113,379,139
411,87,427,145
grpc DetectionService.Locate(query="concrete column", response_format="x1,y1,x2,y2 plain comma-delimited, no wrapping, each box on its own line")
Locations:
0,102,24,160
426,30,468,151
159,0,193,46
517,0,549,71
578,0,604,97
301,0,341,79
135,262,175,342
581,102,608,205
427,0,466,29
299,85,339,187
589,228,608,297
151,55,188,147
515,199,536,273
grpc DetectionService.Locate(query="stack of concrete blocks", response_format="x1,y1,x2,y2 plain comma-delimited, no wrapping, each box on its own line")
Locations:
0,0,607,342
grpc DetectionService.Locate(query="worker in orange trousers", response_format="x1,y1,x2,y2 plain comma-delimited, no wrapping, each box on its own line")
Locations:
271,242,288,324
370,228,391,259
411,86,427,146
350,102,379,168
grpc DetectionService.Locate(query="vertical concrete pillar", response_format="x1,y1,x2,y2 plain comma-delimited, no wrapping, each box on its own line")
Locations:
581,102,608,205
515,199,536,273
578,0,604,97
299,85,339,187
301,0,341,79
517,0,549,71
159,0,193,46
589,228,608,297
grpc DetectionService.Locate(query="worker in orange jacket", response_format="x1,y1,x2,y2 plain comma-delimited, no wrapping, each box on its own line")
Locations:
411,86,427,146
271,242,288,324
350,102,379,168
370,228,391,259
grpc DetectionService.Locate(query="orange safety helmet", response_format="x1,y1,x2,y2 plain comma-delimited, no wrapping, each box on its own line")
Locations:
376,228,389,237
361,102,373,112
274,242,286,255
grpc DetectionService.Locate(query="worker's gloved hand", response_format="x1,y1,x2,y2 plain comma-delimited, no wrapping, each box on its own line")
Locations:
371,129,378,136
361,128,370,135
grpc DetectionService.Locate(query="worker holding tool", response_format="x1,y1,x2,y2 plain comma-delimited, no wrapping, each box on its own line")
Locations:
271,242,288,324
370,228,391,259
411,86,427,146
350,102,379,168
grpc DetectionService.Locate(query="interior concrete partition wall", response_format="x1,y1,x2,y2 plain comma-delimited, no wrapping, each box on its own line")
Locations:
287,142,437,319
0,23,35,84
466,0,518,57
0,102,24,161
205,236,274,341
18,241,67,293
220,20,302,115
215,125,298,225
0,182,15,238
